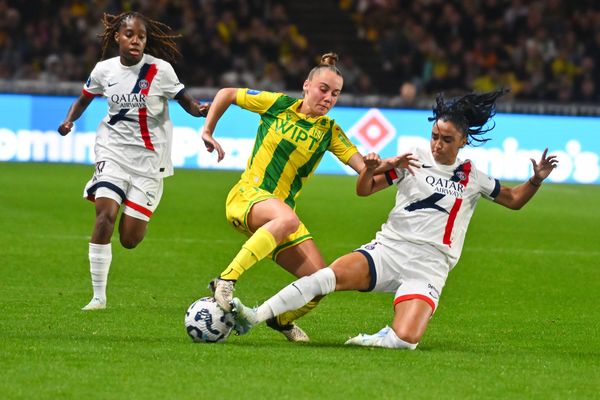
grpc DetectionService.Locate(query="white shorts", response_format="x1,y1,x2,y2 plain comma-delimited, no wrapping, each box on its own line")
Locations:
82,160,164,222
355,240,449,313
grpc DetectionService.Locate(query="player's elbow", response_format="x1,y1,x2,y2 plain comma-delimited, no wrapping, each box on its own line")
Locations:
356,184,374,196
505,199,526,210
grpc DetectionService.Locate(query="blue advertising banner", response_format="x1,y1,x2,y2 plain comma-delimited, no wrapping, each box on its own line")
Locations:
0,94,598,184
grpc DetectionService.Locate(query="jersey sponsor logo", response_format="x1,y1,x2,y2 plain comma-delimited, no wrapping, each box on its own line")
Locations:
424,176,465,197
246,89,261,95
405,162,470,213
273,118,321,150
109,93,147,108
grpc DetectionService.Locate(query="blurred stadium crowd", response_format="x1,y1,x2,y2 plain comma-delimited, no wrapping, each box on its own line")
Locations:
1,0,600,104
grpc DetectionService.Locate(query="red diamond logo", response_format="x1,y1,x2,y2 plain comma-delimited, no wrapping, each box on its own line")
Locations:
349,109,395,152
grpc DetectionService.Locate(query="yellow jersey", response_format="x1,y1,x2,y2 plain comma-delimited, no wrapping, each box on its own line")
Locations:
236,89,358,208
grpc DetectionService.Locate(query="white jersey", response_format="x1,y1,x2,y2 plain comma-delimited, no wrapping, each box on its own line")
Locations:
83,54,185,178
377,146,501,268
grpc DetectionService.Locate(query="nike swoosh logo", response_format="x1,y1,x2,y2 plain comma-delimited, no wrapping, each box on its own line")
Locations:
108,82,118,87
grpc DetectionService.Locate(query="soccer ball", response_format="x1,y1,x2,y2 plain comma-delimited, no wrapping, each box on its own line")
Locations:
184,297,235,343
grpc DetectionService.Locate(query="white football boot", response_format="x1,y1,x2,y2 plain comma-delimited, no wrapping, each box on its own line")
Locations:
344,326,391,347
230,297,258,335
208,278,235,312
266,317,310,342
81,297,106,311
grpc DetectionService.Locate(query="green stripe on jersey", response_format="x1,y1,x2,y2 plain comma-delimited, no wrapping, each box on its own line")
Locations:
260,139,297,193
249,122,269,167
250,95,298,167
295,119,313,130
266,95,298,115
284,126,333,208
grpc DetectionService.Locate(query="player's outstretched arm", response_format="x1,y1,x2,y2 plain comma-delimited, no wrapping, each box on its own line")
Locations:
356,152,420,196
200,88,238,162
356,153,386,196
494,148,559,210
57,94,94,136
176,91,209,117
380,153,420,176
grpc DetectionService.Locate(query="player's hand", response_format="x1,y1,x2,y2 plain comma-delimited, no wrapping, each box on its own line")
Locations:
531,148,558,182
197,102,210,117
363,152,381,171
58,121,73,136
383,153,420,176
202,132,225,162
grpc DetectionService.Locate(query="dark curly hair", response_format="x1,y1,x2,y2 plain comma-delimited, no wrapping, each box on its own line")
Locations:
98,12,182,64
429,89,509,146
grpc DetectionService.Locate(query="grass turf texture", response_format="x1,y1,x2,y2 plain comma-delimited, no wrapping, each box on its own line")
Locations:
1,162,598,399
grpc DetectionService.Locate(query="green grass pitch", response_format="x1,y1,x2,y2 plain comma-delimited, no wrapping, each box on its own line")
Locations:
1,162,599,399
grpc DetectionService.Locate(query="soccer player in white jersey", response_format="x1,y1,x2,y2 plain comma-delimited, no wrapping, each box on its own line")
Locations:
58,12,208,311
230,89,559,349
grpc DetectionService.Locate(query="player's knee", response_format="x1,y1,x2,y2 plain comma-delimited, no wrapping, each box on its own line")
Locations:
280,214,300,235
119,234,143,249
393,327,421,345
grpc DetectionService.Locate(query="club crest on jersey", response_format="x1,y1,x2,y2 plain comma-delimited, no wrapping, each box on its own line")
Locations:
139,79,150,90
454,171,467,181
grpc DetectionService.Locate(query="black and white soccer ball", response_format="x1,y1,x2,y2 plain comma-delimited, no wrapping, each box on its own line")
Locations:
185,297,235,343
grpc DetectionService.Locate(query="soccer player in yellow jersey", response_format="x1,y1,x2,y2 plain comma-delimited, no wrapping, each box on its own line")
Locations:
201,53,379,341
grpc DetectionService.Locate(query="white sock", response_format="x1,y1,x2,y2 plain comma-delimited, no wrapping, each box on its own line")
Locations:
88,242,112,301
380,328,418,350
255,267,336,322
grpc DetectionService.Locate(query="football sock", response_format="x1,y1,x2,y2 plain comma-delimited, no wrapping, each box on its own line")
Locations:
380,328,418,350
275,296,323,327
88,242,112,300
255,267,336,322
220,227,277,281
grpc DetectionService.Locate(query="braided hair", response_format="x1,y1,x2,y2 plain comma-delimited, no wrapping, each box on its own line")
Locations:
429,89,509,146
307,52,342,80
98,12,182,64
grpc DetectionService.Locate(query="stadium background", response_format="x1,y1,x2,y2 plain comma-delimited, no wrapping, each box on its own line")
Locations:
1,1,599,399
1,0,599,184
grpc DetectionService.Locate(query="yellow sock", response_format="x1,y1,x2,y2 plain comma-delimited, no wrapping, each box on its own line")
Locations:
220,227,277,281
276,295,323,326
